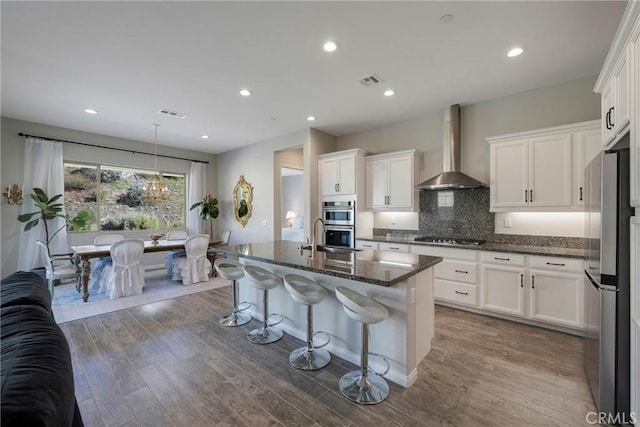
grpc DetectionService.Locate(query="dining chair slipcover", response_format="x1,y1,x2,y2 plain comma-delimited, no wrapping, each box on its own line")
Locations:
172,234,211,285
99,239,145,299
89,234,124,290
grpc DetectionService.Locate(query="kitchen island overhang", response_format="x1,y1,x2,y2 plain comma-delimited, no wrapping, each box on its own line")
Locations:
211,241,442,388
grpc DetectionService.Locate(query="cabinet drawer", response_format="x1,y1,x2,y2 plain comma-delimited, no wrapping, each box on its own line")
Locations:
480,252,525,266
434,279,478,307
434,260,478,284
378,242,410,253
356,240,379,250
529,256,582,273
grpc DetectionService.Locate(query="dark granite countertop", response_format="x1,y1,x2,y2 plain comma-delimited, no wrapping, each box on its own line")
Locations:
212,240,442,287
357,236,587,259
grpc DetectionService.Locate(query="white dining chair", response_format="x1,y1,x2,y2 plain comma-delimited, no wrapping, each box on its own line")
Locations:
165,230,189,275
36,240,80,299
98,239,145,299
89,233,124,291
171,234,212,285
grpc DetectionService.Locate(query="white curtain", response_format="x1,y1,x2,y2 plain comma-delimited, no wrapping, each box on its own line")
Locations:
17,138,66,271
187,161,206,235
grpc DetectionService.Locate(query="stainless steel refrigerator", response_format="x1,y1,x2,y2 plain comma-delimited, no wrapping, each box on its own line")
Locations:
584,134,632,423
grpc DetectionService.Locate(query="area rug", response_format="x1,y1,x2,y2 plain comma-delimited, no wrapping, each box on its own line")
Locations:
51,270,228,323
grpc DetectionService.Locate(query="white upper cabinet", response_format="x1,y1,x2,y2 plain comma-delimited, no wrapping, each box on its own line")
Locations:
365,150,421,210
633,20,640,207
488,120,600,212
319,149,366,197
603,45,631,147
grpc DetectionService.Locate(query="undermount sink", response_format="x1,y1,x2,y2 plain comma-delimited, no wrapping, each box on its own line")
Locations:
300,245,361,254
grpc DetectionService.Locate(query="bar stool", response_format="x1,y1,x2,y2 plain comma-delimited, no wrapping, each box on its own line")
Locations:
335,286,390,405
283,274,331,370
243,265,284,344
214,258,251,327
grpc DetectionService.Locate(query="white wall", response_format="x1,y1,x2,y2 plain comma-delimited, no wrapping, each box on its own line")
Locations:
274,148,304,234
337,75,601,236
0,117,216,276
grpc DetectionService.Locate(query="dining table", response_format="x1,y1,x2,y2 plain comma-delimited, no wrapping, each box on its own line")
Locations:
71,238,222,302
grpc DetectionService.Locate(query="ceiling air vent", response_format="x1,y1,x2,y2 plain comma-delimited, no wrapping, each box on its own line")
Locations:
359,74,382,86
158,108,188,119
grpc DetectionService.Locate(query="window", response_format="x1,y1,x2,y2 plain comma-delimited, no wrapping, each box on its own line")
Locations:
64,162,185,231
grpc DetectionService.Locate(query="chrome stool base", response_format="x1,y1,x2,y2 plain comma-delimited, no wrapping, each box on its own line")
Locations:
339,371,389,405
248,326,283,344
219,312,251,327
289,346,331,370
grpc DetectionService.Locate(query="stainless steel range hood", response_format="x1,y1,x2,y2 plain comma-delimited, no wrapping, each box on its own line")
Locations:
416,104,486,190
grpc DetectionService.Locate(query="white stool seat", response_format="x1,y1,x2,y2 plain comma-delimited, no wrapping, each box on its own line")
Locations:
214,258,244,281
244,265,282,290
335,286,388,324
284,274,327,306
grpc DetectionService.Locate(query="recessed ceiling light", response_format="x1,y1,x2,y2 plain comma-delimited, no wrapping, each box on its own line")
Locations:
384,89,395,97
440,14,453,24
201,135,209,139
507,47,524,58
323,41,339,52
83,108,97,114
306,116,316,121
239,89,252,96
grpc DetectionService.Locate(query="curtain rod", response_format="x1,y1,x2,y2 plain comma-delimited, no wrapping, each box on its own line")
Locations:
18,132,209,164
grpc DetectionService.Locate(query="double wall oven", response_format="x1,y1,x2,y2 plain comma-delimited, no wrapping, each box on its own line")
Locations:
322,200,355,248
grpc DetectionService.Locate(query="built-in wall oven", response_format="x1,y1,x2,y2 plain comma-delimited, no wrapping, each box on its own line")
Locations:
322,201,355,248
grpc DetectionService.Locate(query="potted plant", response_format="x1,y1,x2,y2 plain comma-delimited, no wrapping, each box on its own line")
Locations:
190,194,219,235
18,187,94,253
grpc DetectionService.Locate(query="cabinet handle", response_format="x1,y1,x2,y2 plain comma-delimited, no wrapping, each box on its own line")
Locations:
387,195,390,205
532,275,535,289
494,257,510,261
363,244,372,248
579,187,583,201
609,107,615,128
455,269,469,274
389,247,400,250
335,183,338,192
520,274,523,288
606,109,612,130
455,290,469,296
529,189,533,203
337,183,340,192
525,189,528,203
546,262,565,266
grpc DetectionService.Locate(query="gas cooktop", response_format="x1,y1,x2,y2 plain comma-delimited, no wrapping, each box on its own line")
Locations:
413,236,485,246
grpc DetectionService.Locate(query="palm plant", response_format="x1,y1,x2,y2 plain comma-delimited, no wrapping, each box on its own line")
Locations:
18,187,94,252
189,194,219,235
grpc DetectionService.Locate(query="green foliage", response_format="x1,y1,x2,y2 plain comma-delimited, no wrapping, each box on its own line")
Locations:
17,187,94,250
238,199,248,217
84,190,105,203
100,169,122,183
64,173,92,190
100,214,159,231
189,194,219,220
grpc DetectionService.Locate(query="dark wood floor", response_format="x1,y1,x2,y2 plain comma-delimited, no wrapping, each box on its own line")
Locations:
60,286,596,426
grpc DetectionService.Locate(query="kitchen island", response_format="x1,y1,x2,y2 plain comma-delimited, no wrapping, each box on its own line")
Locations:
212,240,442,388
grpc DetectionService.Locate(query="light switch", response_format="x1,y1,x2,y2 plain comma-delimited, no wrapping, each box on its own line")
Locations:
504,218,512,228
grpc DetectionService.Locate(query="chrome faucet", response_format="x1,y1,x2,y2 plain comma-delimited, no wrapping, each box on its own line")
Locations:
311,217,326,258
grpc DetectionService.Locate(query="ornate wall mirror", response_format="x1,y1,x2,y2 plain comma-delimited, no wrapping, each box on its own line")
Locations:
233,175,253,228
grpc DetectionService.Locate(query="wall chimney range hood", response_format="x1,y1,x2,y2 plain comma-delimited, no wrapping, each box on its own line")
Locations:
416,104,486,190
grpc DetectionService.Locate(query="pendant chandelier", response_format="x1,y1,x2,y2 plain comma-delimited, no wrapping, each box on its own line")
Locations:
142,124,170,203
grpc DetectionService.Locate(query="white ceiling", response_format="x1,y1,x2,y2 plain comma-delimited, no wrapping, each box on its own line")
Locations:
1,1,626,154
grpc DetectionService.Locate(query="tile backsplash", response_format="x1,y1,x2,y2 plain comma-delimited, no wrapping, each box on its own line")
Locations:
417,187,495,241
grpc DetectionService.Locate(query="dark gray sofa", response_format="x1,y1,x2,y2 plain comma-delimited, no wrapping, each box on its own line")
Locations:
1,271,84,426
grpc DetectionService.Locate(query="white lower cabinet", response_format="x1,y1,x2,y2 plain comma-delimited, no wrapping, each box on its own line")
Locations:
411,245,479,308
355,240,379,250
529,269,583,328
479,252,584,330
481,262,526,317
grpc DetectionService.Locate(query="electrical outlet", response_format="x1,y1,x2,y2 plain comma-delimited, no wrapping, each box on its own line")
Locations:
504,218,512,228
261,220,268,227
